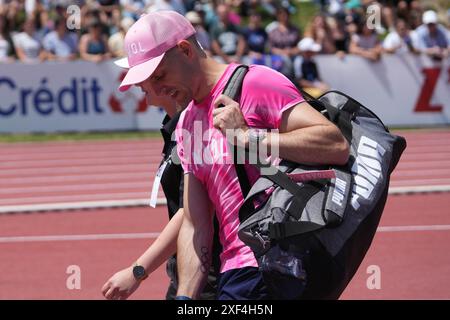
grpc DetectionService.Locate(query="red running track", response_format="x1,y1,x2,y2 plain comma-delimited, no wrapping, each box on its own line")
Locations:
1,129,450,207
0,129,450,299
0,193,449,299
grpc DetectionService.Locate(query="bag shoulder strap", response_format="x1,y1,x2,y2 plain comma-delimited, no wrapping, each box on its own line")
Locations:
219,65,251,198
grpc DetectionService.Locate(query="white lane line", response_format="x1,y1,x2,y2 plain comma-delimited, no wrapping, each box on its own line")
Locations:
0,233,160,243
0,185,449,214
0,158,156,168
0,152,156,161
377,225,450,232
1,225,449,244
0,164,152,176
393,169,450,176
0,198,166,213
0,172,153,185
389,184,450,192
0,181,153,195
0,192,154,206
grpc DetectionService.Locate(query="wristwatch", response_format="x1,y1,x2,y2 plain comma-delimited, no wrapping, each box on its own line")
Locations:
248,129,267,148
132,263,148,281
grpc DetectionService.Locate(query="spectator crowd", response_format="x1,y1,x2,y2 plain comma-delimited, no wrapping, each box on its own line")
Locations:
0,0,448,96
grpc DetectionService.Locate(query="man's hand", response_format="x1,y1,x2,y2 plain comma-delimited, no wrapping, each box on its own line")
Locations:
212,94,249,146
101,266,141,300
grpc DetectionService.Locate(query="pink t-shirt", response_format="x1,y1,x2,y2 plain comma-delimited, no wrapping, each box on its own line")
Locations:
175,63,305,273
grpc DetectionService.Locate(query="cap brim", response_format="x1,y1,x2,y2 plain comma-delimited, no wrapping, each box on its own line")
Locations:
114,57,129,68
118,53,165,92
312,44,322,52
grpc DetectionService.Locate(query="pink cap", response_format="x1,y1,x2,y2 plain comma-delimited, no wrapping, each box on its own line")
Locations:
118,11,196,92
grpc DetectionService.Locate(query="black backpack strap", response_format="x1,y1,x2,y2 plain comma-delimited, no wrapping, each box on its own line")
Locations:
218,65,251,198
286,181,326,220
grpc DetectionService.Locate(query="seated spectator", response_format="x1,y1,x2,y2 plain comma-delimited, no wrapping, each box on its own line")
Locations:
349,19,382,61
294,37,330,98
108,17,134,58
241,9,283,71
383,18,417,54
327,0,345,18
373,0,394,33
80,8,111,38
147,0,186,15
210,3,246,64
13,17,46,63
343,0,364,26
413,10,449,61
79,19,111,63
396,1,423,30
304,14,336,54
42,17,78,61
120,0,146,21
268,5,301,79
242,11,266,61
0,12,16,62
97,0,121,26
185,10,211,56
166,0,187,15
192,1,217,32
3,0,26,32
328,16,350,56
223,0,242,25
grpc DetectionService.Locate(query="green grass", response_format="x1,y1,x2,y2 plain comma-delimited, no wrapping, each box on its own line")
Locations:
293,1,320,33
389,125,450,132
243,0,319,33
0,130,162,143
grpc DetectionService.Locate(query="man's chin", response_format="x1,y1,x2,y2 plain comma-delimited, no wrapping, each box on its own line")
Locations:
176,95,191,110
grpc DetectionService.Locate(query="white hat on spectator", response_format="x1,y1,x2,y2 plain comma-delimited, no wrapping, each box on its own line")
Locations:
298,37,322,52
185,11,202,25
121,17,135,32
422,10,438,24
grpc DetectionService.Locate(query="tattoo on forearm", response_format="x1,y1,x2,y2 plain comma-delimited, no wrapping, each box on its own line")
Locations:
200,246,210,274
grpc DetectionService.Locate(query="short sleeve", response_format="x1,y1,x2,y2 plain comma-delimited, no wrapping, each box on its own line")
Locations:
240,65,305,130
382,33,397,50
42,34,51,51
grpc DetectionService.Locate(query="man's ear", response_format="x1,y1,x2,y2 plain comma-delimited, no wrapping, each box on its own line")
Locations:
177,40,193,58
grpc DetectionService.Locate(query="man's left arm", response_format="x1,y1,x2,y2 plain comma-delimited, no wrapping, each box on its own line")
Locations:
213,96,349,166
261,101,349,165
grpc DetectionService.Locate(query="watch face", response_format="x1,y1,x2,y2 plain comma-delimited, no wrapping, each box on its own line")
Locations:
133,265,147,280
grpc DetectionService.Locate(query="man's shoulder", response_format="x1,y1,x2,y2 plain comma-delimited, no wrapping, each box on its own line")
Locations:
42,31,56,41
415,25,428,36
244,64,293,89
246,63,279,77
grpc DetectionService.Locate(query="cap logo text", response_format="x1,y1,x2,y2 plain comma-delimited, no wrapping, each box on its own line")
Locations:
128,42,146,55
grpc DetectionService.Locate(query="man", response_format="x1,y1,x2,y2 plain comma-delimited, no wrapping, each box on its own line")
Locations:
383,18,418,55
294,37,330,97
118,11,349,300
101,58,220,301
413,10,449,61
42,17,78,61
209,3,246,64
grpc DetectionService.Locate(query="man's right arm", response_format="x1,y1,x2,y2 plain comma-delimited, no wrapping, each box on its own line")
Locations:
176,173,214,299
